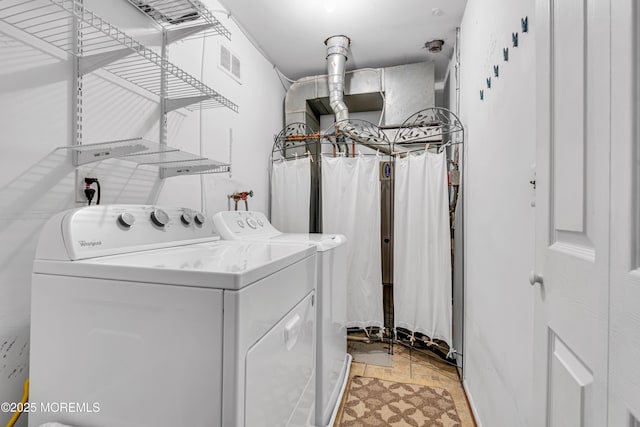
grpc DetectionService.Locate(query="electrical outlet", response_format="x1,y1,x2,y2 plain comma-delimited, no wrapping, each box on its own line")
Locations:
75,171,100,204
75,170,86,203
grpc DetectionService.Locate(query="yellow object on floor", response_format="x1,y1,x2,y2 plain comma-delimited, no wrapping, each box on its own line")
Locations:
6,378,29,427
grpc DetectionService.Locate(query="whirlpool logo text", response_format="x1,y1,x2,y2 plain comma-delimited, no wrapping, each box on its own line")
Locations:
78,240,102,247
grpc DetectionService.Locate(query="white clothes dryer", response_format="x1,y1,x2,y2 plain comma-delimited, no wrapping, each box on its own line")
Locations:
212,210,350,427
30,205,316,427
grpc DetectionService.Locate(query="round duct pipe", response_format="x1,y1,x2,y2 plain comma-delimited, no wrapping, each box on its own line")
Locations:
325,35,351,123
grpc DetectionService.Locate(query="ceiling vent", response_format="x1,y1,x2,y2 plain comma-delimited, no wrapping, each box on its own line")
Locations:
425,39,445,53
219,44,241,82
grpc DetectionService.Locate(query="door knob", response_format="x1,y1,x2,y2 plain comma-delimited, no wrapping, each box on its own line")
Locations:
529,271,544,286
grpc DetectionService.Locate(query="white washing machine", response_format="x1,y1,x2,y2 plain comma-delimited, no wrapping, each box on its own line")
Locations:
30,205,317,427
212,210,350,427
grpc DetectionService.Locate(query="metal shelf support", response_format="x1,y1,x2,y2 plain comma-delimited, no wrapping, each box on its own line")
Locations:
165,23,213,44
79,48,137,75
166,95,210,112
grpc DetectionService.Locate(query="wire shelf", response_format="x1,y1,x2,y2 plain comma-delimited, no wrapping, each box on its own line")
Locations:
64,138,230,178
126,0,231,40
0,0,238,112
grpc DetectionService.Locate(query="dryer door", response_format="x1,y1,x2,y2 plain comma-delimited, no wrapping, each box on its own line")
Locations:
245,292,315,427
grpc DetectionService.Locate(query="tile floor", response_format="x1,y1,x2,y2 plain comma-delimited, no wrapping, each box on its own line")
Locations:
334,342,476,426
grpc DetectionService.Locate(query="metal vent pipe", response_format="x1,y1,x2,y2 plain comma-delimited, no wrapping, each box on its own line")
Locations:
324,35,351,123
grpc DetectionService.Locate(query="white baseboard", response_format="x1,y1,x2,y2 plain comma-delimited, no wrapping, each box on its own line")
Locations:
462,380,483,427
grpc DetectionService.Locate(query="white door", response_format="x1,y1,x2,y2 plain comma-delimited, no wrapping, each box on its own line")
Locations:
533,0,611,426
609,0,640,425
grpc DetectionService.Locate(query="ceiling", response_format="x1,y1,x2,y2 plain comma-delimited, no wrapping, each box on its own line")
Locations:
217,0,467,83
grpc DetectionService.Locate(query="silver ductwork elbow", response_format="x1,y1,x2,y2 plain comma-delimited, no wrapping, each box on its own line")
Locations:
324,35,351,123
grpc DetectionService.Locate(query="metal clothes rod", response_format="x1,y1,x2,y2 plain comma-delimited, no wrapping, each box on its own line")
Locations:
272,152,314,162
392,141,461,156
320,152,385,158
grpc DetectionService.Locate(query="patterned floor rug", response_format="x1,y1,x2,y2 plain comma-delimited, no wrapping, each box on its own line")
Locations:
339,376,462,427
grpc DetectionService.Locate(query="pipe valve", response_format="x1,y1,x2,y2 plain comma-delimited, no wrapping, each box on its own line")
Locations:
228,190,253,210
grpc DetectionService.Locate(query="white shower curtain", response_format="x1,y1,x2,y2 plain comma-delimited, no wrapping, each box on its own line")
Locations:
270,157,311,233
394,151,452,347
322,155,384,329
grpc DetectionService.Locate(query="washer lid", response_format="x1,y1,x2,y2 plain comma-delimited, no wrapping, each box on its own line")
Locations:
212,211,346,251
254,233,347,252
33,240,316,290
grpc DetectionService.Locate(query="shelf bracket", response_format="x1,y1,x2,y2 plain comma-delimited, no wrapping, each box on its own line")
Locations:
72,142,148,166
166,96,210,112
79,48,136,75
160,163,228,179
166,24,215,44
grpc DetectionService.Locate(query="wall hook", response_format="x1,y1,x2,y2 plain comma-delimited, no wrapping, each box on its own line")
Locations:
521,16,529,33
480,89,484,100
493,65,499,77
486,77,492,89
512,32,519,47
503,47,509,61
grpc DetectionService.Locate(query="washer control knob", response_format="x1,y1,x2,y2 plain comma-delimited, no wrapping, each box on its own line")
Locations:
257,219,264,227
181,211,193,225
236,219,245,228
150,209,169,227
194,212,205,225
118,212,136,228
246,218,258,229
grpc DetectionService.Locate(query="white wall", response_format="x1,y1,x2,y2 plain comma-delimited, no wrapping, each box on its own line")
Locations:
0,21,75,427
0,2,283,425
457,0,536,426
